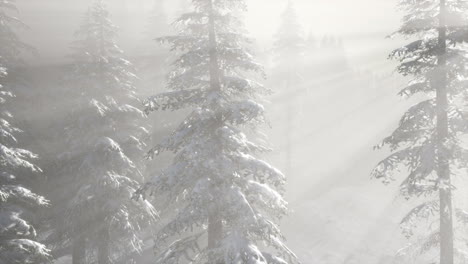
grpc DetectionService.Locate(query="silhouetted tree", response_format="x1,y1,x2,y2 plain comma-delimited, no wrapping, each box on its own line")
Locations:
372,0,468,263
272,0,304,179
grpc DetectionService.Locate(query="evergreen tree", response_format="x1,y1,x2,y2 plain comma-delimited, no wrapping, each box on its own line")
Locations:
272,0,304,177
0,1,50,263
138,0,298,263
176,0,192,16
372,0,468,263
57,1,157,263
273,0,304,74
0,0,32,67
142,0,170,93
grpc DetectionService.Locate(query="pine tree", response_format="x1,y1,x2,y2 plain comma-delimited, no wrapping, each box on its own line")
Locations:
0,1,50,263
137,0,298,263
142,0,170,94
57,1,157,263
372,0,468,263
272,0,304,178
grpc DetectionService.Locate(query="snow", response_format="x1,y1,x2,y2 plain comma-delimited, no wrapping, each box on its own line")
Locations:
139,0,297,262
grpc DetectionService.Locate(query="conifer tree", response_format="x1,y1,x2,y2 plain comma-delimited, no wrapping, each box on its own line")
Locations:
0,59,50,264
272,0,304,177
138,0,298,263
57,1,157,263
0,1,50,263
372,0,468,263
0,0,32,67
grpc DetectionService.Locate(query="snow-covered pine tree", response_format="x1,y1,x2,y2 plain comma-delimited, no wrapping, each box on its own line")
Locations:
272,0,304,178
372,0,468,263
0,0,32,67
0,1,50,263
0,60,50,264
58,1,157,263
138,0,299,263
176,0,191,17
273,0,303,76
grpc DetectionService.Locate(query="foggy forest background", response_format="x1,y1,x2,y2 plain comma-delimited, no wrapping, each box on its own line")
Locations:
1,0,468,263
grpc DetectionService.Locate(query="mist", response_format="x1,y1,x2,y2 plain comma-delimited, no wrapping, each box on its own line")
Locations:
1,0,466,264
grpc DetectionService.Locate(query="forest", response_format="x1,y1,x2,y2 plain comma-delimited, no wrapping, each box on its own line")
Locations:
1,0,468,263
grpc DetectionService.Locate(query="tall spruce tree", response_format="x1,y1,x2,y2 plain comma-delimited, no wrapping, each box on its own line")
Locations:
0,60,50,264
372,0,468,263
138,0,298,263
0,1,50,263
272,0,304,177
176,0,192,16
58,1,157,263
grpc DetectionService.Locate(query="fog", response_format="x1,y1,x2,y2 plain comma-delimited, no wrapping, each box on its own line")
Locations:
18,0,400,66
1,0,464,264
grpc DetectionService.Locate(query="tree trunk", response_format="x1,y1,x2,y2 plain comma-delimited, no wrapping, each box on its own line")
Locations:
436,0,454,263
97,226,111,264
72,235,86,264
207,1,224,263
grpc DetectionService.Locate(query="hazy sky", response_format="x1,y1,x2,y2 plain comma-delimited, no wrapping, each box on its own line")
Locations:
16,0,401,67
13,1,415,262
